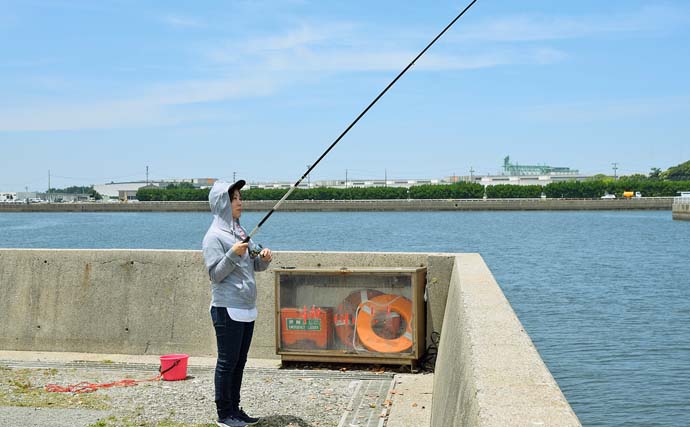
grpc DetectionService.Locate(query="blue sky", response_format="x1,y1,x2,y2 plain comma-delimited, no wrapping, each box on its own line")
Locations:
1,0,689,191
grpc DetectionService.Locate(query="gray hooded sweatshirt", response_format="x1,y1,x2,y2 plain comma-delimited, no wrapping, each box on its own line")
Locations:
202,181,270,309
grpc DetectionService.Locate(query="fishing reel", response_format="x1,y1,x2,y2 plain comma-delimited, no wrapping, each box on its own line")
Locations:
248,242,264,259
240,234,263,259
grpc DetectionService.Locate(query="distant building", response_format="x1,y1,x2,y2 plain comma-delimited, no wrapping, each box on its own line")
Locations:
501,156,578,176
94,178,216,200
457,156,589,187
43,192,91,202
94,182,155,199
474,173,589,186
118,189,140,202
16,192,37,202
0,192,18,202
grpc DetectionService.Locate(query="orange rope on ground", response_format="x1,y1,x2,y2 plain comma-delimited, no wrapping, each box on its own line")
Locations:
45,374,162,393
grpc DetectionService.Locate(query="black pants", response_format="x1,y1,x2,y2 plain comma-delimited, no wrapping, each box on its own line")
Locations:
211,306,254,419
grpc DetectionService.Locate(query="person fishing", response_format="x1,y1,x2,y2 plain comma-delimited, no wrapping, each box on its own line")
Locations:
197,3,476,426
202,179,273,427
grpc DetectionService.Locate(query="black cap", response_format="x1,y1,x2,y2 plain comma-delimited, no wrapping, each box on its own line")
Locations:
228,179,246,195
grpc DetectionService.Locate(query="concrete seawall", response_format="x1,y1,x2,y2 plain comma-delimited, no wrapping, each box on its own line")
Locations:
672,197,690,221
0,197,673,212
432,254,579,426
0,249,580,426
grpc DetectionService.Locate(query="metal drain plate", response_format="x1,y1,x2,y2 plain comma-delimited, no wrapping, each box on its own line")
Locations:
338,378,394,427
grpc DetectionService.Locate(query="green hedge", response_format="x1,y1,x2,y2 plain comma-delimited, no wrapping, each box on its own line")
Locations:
408,182,484,199
136,186,409,201
241,186,409,200
137,179,690,201
485,184,543,198
543,179,690,198
137,187,210,201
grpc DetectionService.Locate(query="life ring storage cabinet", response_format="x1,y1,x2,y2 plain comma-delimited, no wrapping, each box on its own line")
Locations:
275,267,426,366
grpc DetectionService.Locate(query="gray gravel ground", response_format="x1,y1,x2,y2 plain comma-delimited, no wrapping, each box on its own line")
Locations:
0,360,396,427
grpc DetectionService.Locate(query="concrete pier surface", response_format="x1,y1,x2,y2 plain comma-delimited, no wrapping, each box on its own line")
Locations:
0,350,429,427
0,197,673,212
0,249,581,426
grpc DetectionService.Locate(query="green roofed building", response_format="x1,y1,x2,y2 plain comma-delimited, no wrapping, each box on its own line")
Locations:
502,156,579,176
468,156,588,187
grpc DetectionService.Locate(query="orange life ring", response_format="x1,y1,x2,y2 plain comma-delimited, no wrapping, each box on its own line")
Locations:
334,289,383,349
355,294,413,353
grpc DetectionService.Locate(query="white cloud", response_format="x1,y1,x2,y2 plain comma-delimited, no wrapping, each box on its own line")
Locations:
280,46,566,72
17,4,677,132
246,24,341,51
0,76,278,131
205,22,355,63
454,4,690,43
161,14,204,29
146,76,277,105
418,47,566,70
204,21,567,74
0,102,165,132
0,15,572,132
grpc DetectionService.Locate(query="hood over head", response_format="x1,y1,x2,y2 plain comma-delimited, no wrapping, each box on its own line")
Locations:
208,180,245,233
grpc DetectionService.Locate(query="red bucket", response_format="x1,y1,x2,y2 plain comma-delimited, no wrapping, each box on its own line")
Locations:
159,354,189,381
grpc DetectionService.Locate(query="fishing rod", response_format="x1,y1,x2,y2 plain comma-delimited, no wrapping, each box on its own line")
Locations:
243,0,479,244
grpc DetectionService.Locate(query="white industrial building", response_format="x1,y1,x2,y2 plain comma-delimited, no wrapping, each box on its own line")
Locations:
93,178,216,200
0,192,18,202
472,172,589,186
93,182,156,199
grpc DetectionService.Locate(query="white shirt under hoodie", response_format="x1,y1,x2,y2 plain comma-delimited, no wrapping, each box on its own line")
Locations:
202,181,271,321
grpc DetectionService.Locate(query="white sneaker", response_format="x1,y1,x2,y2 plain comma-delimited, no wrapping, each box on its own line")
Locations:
216,416,248,427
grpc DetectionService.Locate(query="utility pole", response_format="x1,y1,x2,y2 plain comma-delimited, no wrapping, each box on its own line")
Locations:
233,171,236,182
612,162,618,180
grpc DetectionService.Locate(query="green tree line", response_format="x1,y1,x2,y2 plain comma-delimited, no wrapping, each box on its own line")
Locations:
543,179,690,198
137,187,211,201
137,185,409,201
137,178,690,201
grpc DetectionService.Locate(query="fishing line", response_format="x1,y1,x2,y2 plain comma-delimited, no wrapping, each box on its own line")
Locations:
243,0,479,243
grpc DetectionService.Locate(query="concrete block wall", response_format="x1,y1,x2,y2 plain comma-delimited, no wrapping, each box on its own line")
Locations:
431,254,580,426
0,197,674,212
0,249,213,356
672,198,690,221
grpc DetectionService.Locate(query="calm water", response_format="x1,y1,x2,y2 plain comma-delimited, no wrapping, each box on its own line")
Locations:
1,211,689,426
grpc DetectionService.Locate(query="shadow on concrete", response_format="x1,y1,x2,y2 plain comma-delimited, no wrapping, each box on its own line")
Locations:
280,360,416,374
257,415,313,426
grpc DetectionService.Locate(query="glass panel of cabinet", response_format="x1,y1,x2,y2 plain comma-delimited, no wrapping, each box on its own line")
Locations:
275,267,426,365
